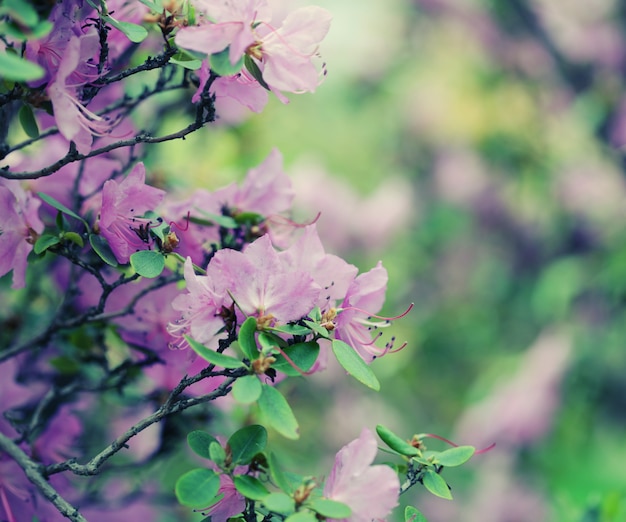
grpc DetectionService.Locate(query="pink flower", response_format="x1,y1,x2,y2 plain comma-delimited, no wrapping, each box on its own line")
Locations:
201,473,245,520
209,234,320,325
323,428,399,522
256,6,332,93
175,0,271,64
177,2,331,95
334,262,391,363
168,256,230,349
0,183,44,289
47,34,107,154
97,162,166,264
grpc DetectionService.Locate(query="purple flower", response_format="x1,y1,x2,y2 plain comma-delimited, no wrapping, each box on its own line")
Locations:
334,262,395,363
97,162,166,264
47,34,106,154
0,182,44,289
323,428,399,522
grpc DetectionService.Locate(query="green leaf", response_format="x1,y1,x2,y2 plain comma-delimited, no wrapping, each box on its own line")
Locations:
209,47,244,77
435,446,475,467
185,335,246,369
233,211,264,225
244,55,270,90
238,317,258,360
19,104,39,138
227,425,267,465
303,320,330,339
258,385,299,440
1,0,38,27
0,51,44,82
270,324,312,337
105,16,148,43
268,452,292,494
37,192,87,227
89,234,118,267
272,342,320,376
175,468,220,507
49,355,80,374
232,375,262,404
262,492,295,515
130,250,165,278
233,475,269,501
308,498,352,518
285,512,317,522
422,470,452,500
258,331,286,354
33,234,60,255
376,425,419,457
62,231,84,248
331,339,380,391
405,506,428,522
209,441,226,466
170,50,202,70
187,430,219,460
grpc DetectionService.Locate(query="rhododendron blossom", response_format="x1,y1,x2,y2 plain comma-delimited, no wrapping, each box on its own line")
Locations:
0,183,44,289
177,1,331,95
97,163,166,264
323,428,400,522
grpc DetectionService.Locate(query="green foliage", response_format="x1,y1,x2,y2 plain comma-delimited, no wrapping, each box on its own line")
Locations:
405,506,428,522
227,425,267,465
272,342,320,376
232,375,262,403
130,250,165,278
187,430,219,460
434,446,475,467
331,340,380,391
257,385,299,440
18,104,39,138
262,492,295,514
422,470,452,500
209,48,245,77
185,335,246,369
376,425,419,457
238,316,259,360
307,498,351,518
233,475,269,501
89,234,118,267
174,468,220,507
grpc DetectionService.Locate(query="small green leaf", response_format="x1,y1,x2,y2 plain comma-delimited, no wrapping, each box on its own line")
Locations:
376,425,419,457
258,385,299,440
33,234,60,255
262,492,295,515
175,468,220,507
37,192,88,228
0,51,45,81
303,320,330,339
244,55,270,90
308,498,352,518
233,211,263,225
422,470,452,500
238,317,258,360
19,104,39,138
130,250,165,278
285,512,317,522
89,234,118,266
268,452,292,494
405,506,428,522
272,342,320,376
185,335,246,369
209,441,226,466
227,425,267,465
331,340,380,391
105,16,148,43
232,375,262,404
233,475,269,501
49,355,80,374
270,324,312,337
435,446,475,467
187,430,219,460
170,50,202,70
209,47,244,76
62,231,84,247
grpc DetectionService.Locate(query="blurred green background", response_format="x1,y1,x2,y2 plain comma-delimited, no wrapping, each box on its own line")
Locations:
147,0,626,520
